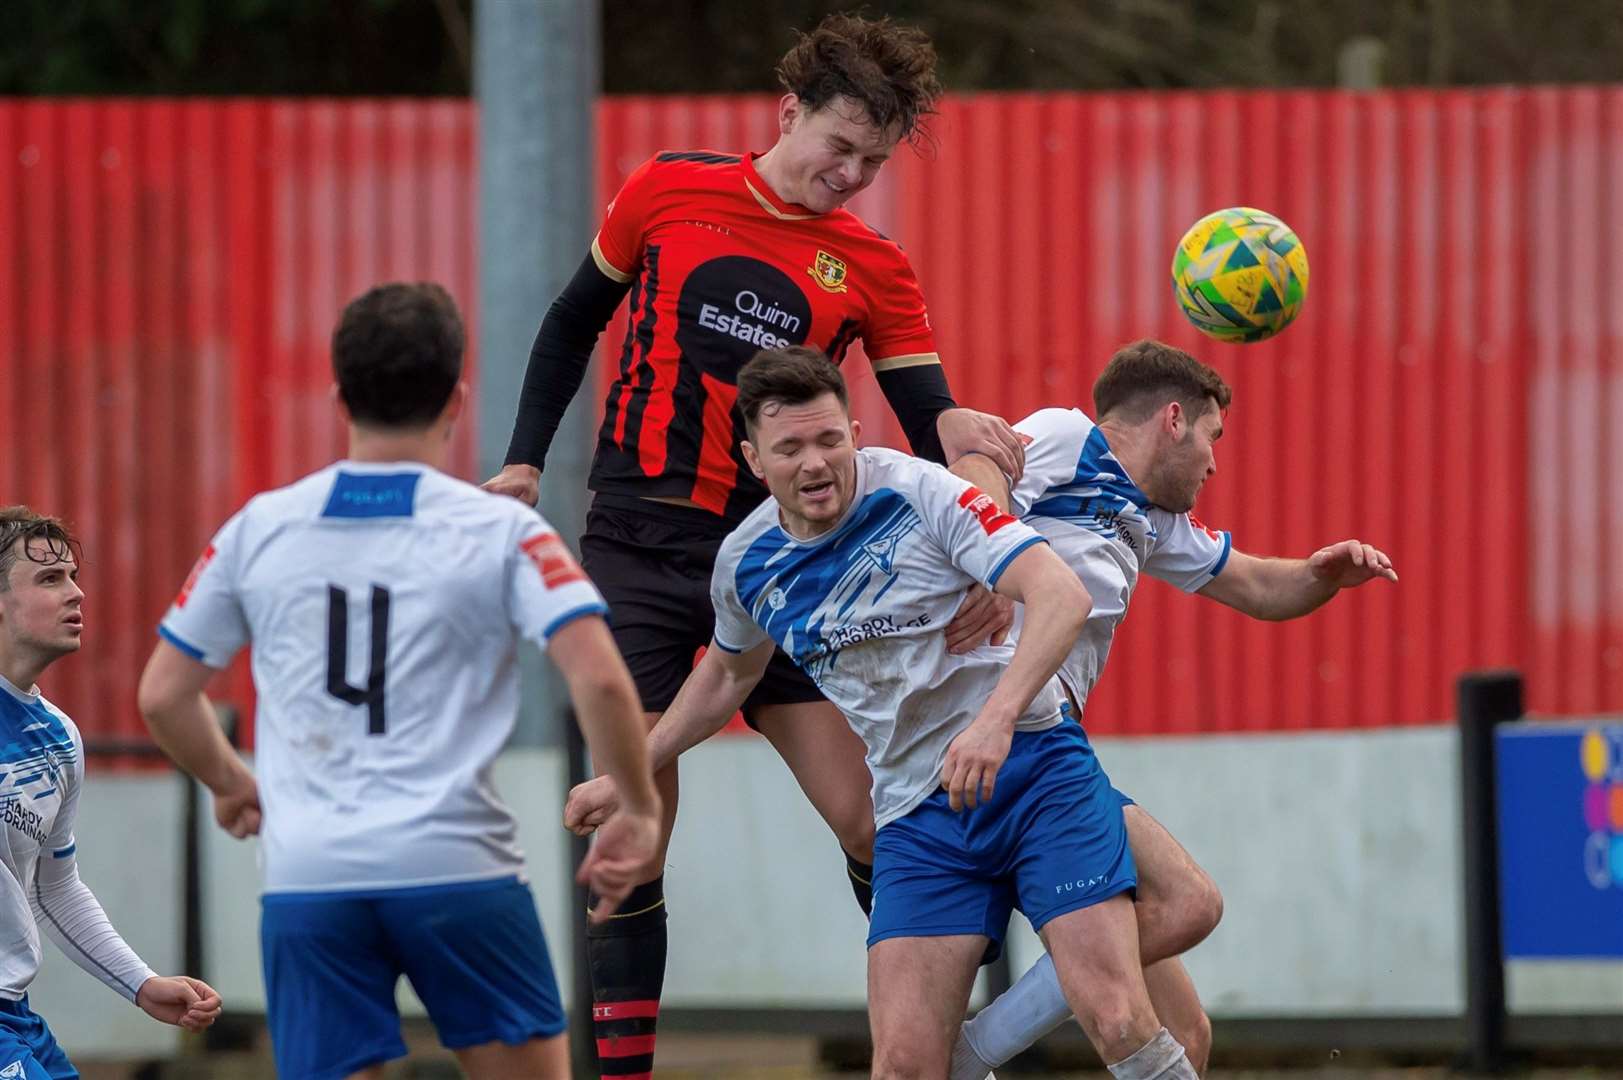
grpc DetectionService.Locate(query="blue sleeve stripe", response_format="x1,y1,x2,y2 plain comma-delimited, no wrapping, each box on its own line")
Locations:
542,603,608,641
52,843,75,859
157,624,207,662
987,535,1047,588
1209,532,1233,578
712,637,747,654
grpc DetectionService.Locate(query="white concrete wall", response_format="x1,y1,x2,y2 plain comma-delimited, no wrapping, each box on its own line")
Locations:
33,726,1623,1060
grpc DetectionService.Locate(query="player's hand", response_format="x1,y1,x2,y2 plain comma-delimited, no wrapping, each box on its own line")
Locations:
563,775,621,836
945,583,1015,654
941,718,1014,812
480,463,541,506
136,975,222,1033
577,804,662,922
211,772,261,839
1308,539,1398,589
937,408,1026,483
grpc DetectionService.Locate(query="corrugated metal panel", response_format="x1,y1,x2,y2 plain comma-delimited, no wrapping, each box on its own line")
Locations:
2,100,477,750
4,91,1618,749
597,88,1619,735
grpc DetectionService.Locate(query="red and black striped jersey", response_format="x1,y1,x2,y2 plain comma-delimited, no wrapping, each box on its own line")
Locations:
587,150,940,523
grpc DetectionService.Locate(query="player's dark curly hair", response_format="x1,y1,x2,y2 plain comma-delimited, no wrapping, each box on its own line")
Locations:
332,282,464,429
0,507,79,592
775,13,942,146
1093,339,1232,423
738,346,849,434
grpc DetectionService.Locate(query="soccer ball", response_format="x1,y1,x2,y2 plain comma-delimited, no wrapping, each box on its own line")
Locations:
1171,207,1309,343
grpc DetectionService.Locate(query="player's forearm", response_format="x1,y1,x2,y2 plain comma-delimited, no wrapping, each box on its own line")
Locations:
140,691,249,797
503,253,629,470
32,864,156,1003
948,454,1012,513
570,674,660,815
1242,557,1337,620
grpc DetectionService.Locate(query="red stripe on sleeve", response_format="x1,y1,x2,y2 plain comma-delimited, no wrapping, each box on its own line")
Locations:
596,1034,658,1058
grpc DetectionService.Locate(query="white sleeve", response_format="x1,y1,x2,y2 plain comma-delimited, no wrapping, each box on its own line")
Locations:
1008,408,1091,517
708,541,771,655
508,517,609,648
31,726,157,1004
914,461,1050,590
157,510,251,669
1144,510,1233,592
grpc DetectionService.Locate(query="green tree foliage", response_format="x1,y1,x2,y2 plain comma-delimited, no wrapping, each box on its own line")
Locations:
2,0,1620,96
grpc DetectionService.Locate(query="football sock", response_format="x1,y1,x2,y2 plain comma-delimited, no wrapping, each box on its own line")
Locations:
587,876,668,1079
960,951,1071,1066
1108,1028,1197,1080
844,850,874,916
949,1027,998,1080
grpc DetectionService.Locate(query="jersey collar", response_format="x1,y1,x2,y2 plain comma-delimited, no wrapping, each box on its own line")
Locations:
741,153,823,222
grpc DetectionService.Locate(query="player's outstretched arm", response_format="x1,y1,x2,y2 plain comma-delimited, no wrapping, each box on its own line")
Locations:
1197,540,1398,621
942,544,1091,811
942,453,1017,653
137,643,260,838
482,254,631,505
562,639,773,836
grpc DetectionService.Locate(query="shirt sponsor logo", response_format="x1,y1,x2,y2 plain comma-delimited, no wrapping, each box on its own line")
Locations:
520,533,587,589
807,249,849,294
175,544,216,608
957,487,1015,536
0,795,48,845
697,289,802,350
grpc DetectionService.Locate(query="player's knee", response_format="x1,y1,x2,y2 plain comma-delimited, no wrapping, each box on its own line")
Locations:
871,1042,944,1080
834,810,875,864
1177,870,1223,950
1181,1008,1213,1075
1069,986,1154,1056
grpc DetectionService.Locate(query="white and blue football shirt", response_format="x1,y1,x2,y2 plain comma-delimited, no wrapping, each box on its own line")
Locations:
0,676,155,1002
159,461,608,894
1008,408,1232,705
711,447,1070,829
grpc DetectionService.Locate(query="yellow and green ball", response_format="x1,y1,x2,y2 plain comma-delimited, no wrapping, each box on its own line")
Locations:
1172,207,1309,343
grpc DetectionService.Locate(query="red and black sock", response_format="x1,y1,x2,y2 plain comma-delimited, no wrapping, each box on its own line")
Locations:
587,877,667,1079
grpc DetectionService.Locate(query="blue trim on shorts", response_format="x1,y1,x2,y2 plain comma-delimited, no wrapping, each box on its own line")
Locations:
262,873,524,905
157,624,205,661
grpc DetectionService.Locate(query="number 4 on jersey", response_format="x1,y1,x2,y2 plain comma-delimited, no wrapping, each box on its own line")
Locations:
327,585,390,735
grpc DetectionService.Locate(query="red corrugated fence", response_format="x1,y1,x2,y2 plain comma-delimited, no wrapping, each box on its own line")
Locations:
2,90,1619,750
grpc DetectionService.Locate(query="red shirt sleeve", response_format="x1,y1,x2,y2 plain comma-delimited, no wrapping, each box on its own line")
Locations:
862,245,938,367
591,155,661,282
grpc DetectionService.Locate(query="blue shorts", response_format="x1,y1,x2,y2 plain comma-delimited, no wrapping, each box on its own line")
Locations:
0,997,76,1080
261,875,565,1080
869,722,1136,963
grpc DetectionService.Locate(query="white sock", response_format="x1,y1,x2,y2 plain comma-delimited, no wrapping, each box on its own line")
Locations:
949,1028,996,1080
959,952,1073,1067
1107,1028,1197,1080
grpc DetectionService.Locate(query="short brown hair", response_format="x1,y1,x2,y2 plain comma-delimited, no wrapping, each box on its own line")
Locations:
0,507,78,593
775,13,942,146
332,282,464,429
1092,340,1232,424
737,346,849,433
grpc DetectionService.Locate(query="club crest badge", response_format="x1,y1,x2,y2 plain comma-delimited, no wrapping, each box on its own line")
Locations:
807,250,849,294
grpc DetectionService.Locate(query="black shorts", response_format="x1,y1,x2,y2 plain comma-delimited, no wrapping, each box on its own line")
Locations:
578,494,823,719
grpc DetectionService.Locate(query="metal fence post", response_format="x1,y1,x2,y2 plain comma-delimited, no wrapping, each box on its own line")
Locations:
1458,669,1523,1074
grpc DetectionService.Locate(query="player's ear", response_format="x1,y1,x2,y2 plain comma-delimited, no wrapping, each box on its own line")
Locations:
439,381,470,428
777,93,801,135
849,418,863,447
741,439,766,481
330,384,353,426
1163,400,1184,437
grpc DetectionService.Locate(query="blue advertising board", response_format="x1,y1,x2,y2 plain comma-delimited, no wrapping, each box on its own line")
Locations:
1496,721,1623,958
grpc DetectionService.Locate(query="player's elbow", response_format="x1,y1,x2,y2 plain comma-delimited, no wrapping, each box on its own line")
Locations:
1048,570,1092,635
136,658,184,725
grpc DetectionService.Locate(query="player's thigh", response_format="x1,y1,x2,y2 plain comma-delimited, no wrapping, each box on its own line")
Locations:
260,894,407,1079
867,934,985,1073
1124,803,1223,957
1038,894,1155,1028
578,503,716,717
383,878,568,1054
750,696,874,856
453,1032,569,1080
